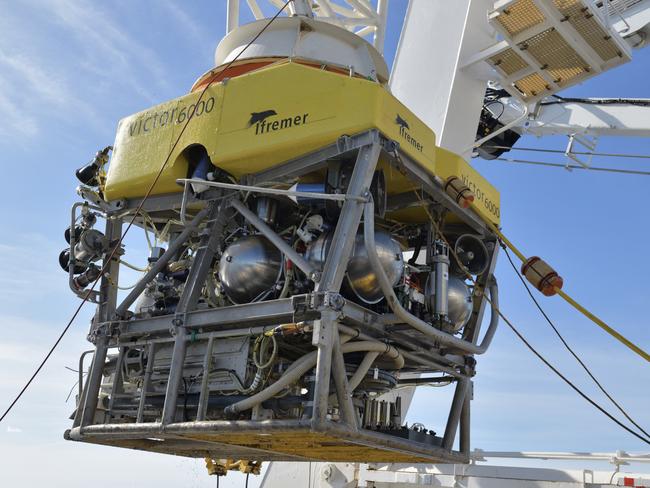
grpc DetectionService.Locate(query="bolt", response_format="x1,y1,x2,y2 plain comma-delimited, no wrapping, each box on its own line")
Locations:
329,293,345,310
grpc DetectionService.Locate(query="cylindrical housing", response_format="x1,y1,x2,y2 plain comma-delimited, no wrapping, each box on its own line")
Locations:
73,229,107,263
521,256,563,296
369,399,377,428
429,241,450,317
73,265,101,289
306,230,403,304
218,235,283,304
444,176,475,209
379,401,388,428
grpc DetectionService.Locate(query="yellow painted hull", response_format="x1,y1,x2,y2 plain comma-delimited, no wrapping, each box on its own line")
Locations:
105,61,500,224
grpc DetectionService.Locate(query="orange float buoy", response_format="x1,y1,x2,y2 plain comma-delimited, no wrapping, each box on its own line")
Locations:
444,176,475,209
521,256,563,296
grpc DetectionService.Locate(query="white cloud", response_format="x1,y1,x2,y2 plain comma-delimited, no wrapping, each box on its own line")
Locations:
0,0,176,143
0,48,73,108
6,426,22,433
0,71,39,139
0,233,69,306
40,0,170,102
160,0,211,45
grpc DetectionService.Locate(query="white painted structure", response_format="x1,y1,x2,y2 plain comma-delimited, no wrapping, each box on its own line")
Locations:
390,0,497,158
261,451,650,487
226,0,389,53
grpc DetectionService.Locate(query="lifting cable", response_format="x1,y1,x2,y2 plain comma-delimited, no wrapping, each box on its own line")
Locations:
482,218,650,363
415,190,650,445
0,0,294,425
503,248,649,438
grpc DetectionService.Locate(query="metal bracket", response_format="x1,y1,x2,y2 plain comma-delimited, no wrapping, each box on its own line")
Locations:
565,132,598,169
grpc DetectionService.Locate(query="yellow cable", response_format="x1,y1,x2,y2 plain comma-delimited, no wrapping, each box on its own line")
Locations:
482,216,649,362
555,289,650,362
483,219,527,262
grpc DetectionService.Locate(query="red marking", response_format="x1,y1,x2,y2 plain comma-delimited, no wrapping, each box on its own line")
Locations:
191,59,366,92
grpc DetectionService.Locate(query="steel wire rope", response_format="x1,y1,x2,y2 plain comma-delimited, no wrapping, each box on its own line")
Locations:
480,145,650,160
486,157,650,176
491,298,650,445
412,189,650,445
480,218,650,362
540,95,650,106
0,0,294,424
503,247,650,439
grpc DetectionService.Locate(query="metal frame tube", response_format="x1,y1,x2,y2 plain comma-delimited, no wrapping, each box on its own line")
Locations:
76,350,94,403
230,199,318,281
74,336,108,428
460,381,471,455
162,201,226,425
136,343,156,423
196,336,215,421
442,378,469,450
315,141,379,292
310,139,381,425
106,346,126,417
331,325,358,429
74,216,123,428
311,309,336,424
115,206,211,318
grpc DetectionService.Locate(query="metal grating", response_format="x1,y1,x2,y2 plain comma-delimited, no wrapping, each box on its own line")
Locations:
519,27,589,85
513,72,549,97
466,0,633,101
489,47,529,75
68,421,468,464
554,0,623,61
497,0,546,35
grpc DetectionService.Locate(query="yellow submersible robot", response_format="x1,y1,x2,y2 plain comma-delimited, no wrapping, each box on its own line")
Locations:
62,10,502,469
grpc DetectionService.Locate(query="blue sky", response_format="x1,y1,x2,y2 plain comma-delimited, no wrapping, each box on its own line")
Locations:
0,1,648,487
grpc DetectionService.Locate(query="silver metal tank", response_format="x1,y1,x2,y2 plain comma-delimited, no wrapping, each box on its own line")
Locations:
306,230,403,304
427,275,473,332
218,235,283,304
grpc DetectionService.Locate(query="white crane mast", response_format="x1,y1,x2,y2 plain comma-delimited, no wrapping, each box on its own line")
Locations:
393,0,650,160
226,0,389,53
390,0,498,158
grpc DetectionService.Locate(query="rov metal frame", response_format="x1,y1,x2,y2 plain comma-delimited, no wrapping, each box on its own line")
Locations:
66,129,498,464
